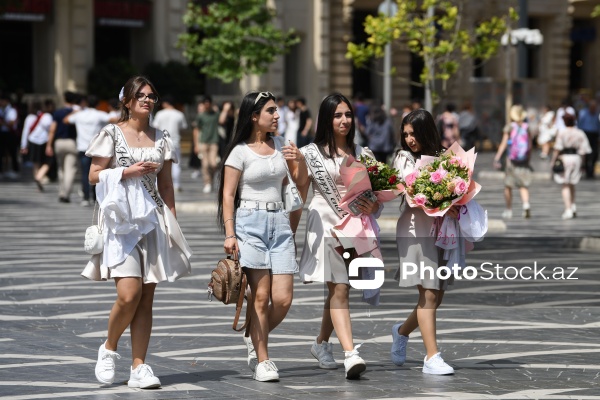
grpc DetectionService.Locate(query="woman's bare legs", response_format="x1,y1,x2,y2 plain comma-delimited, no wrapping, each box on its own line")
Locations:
246,269,273,362
398,285,445,359
317,282,354,351
129,282,156,368
268,274,293,331
105,277,143,352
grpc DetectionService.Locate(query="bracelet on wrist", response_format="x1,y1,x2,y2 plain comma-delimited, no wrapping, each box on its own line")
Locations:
223,218,234,225
225,235,236,240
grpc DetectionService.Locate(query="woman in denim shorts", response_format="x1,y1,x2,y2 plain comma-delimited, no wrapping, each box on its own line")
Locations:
217,91,307,382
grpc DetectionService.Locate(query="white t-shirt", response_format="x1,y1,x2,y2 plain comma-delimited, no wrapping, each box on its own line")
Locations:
225,137,287,203
152,108,187,148
67,108,110,152
0,105,18,133
20,113,53,147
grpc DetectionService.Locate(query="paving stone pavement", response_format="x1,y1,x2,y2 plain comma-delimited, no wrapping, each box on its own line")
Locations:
1,150,599,399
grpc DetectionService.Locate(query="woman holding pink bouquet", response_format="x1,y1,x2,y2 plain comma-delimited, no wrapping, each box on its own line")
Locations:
294,93,379,380
390,109,460,375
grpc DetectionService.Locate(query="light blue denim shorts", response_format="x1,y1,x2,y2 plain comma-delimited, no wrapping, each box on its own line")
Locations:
235,207,298,275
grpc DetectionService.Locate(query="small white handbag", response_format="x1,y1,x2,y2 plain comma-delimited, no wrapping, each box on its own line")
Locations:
84,204,104,255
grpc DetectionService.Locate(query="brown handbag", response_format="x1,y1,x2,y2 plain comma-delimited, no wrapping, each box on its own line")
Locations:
208,255,250,331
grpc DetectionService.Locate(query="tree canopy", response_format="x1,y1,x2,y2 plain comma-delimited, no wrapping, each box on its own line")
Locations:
178,0,300,83
347,0,515,110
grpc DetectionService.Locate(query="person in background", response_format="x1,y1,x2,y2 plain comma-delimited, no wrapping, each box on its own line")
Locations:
493,104,532,219
46,91,79,202
83,75,192,390
576,100,600,179
0,93,20,180
458,101,479,151
551,113,592,219
437,103,460,148
537,105,557,160
65,95,110,206
218,100,236,161
353,92,370,146
219,91,307,382
107,98,121,121
554,98,576,133
20,100,54,191
152,95,188,193
364,104,395,163
296,97,313,148
276,97,288,137
193,95,220,194
284,99,299,144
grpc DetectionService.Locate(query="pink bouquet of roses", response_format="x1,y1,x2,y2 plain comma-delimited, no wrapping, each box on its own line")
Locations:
403,141,481,217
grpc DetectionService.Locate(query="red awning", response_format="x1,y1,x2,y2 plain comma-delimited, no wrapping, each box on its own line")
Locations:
94,0,151,28
0,0,53,22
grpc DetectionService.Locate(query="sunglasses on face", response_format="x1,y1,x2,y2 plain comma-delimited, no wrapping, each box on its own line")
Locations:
135,92,159,103
253,91,274,105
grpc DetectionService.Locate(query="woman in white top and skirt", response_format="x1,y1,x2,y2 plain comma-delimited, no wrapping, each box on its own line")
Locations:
83,76,192,389
219,91,307,382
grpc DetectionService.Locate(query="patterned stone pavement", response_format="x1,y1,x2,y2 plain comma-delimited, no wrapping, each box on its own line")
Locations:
0,151,599,399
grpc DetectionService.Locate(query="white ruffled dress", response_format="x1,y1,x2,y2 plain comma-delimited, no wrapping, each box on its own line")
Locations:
81,124,192,283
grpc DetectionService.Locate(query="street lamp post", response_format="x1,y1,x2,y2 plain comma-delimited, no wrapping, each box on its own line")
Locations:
378,0,398,113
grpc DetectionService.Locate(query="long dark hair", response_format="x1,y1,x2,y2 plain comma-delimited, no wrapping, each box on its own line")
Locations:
216,91,276,229
118,76,160,122
313,93,356,159
400,109,443,157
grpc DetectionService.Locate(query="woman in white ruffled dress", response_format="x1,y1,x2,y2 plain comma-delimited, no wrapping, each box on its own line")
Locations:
83,76,192,389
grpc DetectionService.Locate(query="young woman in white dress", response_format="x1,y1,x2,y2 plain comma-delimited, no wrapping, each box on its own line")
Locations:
391,109,458,375
295,93,380,380
84,76,192,389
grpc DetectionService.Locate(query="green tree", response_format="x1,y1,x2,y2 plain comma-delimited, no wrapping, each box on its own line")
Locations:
347,0,516,111
178,0,300,83
593,5,600,18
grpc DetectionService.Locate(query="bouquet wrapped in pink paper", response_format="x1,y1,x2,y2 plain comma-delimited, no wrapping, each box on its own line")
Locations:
402,141,481,217
338,154,405,214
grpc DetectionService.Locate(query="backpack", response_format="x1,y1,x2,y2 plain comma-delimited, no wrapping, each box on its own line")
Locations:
508,122,530,162
208,256,249,331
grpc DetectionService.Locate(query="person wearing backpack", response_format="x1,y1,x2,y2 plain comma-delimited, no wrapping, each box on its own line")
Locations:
493,104,532,219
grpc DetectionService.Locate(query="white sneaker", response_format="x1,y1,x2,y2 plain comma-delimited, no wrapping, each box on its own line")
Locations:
128,363,161,389
202,184,212,194
244,335,258,372
422,352,454,375
95,342,121,385
80,200,91,207
191,170,200,179
343,344,366,380
253,360,279,382
571,204,577,217
562,209,574,220
502,209,512,219
311,339,338,369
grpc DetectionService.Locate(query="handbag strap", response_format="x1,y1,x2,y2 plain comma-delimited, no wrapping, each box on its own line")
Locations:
232,272,249,332
273,136,294,185
91,201,104,231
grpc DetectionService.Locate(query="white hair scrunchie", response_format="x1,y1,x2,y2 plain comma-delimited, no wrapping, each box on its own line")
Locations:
118,87,125,102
